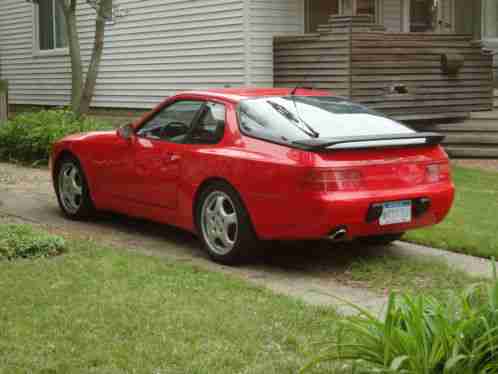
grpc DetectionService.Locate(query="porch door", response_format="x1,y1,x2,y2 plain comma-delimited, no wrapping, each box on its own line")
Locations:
407,0,455,33
306,0,339,32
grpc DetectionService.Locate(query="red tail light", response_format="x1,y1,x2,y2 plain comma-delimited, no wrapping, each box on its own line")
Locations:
303,169,365,192
426,162,451,183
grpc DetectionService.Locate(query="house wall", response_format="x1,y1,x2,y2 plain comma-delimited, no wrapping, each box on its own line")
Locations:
0,0,246,109
247,0,305,86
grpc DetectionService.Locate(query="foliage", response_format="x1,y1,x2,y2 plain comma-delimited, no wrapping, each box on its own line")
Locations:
0,109,111,164
405,166,498,259
304,262,498,374
0,224,66,260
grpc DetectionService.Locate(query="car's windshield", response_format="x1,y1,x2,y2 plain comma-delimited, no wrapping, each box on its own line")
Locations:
238,96,415,143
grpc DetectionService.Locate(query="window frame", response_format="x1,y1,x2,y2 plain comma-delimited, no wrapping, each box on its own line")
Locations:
32,0,69,56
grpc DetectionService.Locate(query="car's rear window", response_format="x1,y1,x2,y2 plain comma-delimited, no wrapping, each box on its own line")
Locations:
237,96,414,143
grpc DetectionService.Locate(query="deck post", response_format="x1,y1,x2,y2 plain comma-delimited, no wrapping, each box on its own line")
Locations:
0,80,8,123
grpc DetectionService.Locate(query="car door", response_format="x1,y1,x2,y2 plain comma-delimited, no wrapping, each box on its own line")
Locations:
131,100,205,209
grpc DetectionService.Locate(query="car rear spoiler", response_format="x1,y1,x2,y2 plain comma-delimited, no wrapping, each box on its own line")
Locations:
292,132,445,151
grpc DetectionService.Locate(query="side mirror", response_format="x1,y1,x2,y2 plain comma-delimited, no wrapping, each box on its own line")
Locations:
117,123,134,140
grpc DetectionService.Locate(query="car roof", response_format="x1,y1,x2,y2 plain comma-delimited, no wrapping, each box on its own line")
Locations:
180,87,332,103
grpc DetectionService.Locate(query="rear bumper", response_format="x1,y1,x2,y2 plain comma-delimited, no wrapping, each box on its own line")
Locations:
251,182,455,240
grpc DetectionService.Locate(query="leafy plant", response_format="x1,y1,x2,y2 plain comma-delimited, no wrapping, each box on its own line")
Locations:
0,224,66,260
303,261,498,374
0,109,111,164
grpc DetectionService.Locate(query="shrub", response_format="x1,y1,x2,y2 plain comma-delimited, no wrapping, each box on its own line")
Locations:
304,263,498,374
0,109,112,164
0,224,66,260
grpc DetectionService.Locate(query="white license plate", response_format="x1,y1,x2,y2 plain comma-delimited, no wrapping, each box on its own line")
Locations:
379,201,412,226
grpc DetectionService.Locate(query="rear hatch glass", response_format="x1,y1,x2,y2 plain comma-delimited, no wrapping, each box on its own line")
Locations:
237,96,425,149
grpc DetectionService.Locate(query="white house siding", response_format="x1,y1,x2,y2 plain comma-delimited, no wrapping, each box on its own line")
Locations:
247,0,305,86
0,0,246,109
382,0,402,32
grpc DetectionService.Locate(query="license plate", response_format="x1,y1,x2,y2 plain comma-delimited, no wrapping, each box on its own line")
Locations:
379,201,412,226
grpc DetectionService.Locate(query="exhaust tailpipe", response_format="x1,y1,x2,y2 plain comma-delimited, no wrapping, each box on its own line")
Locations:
328,226,348,241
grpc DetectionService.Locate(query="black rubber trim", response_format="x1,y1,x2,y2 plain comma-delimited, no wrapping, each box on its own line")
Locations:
292,132,445,151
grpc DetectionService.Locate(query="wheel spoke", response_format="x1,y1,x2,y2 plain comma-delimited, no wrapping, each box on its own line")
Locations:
220,230,234,248
214,196,225,215
69,168,82,195
223,213,237,232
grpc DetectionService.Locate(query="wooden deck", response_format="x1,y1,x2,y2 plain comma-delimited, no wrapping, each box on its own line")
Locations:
274,16,494,122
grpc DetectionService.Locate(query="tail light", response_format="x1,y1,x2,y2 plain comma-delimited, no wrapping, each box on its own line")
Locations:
303,169,364,192
426,162,451,183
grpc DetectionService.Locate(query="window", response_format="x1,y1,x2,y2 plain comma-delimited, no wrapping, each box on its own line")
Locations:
356,0,376,17
483,0,498,39
35,0,67,51
238,96,413,143
306,0,340,33
137,101,204,143
410,0,438,33
189,103,226,144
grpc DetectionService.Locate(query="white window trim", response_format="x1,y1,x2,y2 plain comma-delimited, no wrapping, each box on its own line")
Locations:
32,0,69,57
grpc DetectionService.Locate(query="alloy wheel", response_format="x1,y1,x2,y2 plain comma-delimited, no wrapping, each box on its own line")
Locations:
201,191,239,255
58,162,83,215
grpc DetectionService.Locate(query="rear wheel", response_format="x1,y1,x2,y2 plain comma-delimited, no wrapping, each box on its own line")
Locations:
358,233,404,246
55,156,95,220
196,182,257,265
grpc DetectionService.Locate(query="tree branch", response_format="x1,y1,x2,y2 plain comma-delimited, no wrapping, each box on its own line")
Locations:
78,0,109,114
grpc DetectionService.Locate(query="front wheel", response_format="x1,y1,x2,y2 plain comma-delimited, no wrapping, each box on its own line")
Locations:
55,156,95,220
358,233,404,246
196,182,257,265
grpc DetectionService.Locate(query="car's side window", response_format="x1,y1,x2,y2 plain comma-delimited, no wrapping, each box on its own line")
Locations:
136,100,204,143
188,102,226,144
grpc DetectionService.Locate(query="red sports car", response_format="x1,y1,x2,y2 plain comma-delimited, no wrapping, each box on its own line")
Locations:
50,88,454,264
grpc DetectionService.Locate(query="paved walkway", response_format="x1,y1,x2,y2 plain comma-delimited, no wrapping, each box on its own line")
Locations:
0,162,495,315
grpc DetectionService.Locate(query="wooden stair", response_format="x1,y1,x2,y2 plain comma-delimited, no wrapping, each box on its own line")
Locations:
413,91,498,158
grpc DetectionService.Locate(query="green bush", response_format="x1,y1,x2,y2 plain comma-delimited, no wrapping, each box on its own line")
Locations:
0,109,111,164
0,224,66,260
304,263,498,374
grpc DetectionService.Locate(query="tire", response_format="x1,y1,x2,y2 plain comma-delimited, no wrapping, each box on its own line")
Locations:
358,233,405,246
196,181,258,265
54,155,95,220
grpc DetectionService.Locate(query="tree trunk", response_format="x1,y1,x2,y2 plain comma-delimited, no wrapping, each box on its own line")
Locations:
79,0,109,115
60,0,83,116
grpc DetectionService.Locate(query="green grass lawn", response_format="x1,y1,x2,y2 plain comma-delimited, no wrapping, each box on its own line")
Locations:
346,255,484,299
0,234,341,374
1,221,492,373
405,165,498,259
